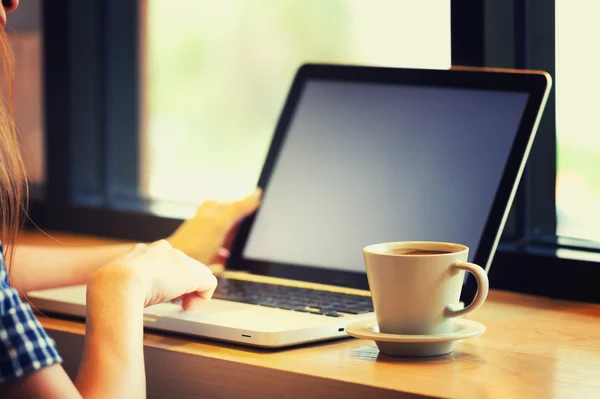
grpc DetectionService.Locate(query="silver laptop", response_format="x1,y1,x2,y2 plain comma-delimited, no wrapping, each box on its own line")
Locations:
29,64,550,348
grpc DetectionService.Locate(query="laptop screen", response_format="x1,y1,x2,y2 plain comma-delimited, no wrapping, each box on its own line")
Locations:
242,79,530,273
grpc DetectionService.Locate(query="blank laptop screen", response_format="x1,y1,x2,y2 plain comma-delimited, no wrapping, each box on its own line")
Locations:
243,79,529,273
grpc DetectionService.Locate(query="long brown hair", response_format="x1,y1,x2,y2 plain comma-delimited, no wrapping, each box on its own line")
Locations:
0,29,27,268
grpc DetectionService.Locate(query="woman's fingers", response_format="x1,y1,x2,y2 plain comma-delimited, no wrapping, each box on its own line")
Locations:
216,247,230,259
208,264,225,274
101,239,220,309
235,188,262,218
147,239,172,252
181,292,206,311
210,247,230,265
172,249,218,297
131,243,148,253
178,277,216,311
166,188,262,265
224,189,262,222
197,275,217,300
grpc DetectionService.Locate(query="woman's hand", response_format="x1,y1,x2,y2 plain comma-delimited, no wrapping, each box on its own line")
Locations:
91,239,217,311
167,188,262,266
80,239,215,398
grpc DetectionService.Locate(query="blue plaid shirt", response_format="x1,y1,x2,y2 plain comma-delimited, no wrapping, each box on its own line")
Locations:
0,245,62,383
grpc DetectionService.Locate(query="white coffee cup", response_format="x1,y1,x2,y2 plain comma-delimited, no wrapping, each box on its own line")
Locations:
363,242,489,336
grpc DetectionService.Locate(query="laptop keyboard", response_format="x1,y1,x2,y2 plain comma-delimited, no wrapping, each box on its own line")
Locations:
213,277,374,317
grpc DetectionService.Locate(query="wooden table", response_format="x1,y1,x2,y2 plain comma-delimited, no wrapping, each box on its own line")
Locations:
21,231,600,398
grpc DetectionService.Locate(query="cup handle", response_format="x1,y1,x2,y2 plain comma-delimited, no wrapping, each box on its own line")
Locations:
444,261,489,318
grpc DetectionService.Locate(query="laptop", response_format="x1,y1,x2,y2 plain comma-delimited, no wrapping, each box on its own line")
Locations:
29,64,550,348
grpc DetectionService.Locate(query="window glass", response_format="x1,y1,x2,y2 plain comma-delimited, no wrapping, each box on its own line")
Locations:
555,1,600,243
141,0,451,212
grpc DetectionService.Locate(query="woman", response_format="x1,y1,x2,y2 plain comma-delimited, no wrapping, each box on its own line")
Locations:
0,1,260,397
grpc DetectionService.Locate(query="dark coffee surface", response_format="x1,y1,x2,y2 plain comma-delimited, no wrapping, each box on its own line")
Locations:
388,248,452,255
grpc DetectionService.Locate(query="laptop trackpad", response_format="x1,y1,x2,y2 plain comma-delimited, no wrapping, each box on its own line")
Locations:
143,299,332,332
145,299,249,317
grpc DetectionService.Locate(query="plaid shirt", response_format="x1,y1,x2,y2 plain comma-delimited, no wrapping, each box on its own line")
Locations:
0,245,62,383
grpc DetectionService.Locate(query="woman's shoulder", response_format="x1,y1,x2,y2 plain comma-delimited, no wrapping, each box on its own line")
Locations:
0,247,62,384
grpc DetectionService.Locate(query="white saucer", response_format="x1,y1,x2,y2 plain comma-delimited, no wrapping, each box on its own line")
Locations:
346,318,486,357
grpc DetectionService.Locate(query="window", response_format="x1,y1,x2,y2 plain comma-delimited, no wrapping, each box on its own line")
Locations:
141,0,451,215
28,0,600,302
555,0,600,243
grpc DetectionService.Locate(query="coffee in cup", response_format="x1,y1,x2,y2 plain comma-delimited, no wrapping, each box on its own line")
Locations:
363,241,488,336
388,248,452,255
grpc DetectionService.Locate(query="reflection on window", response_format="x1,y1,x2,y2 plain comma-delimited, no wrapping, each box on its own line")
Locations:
8,0,44,193
555,1,600,243
142,0,450,209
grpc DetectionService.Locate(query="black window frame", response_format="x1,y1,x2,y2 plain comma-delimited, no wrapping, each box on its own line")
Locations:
27,0,600,303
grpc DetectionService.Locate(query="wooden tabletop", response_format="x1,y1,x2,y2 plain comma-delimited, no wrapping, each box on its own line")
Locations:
21,231,600,398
